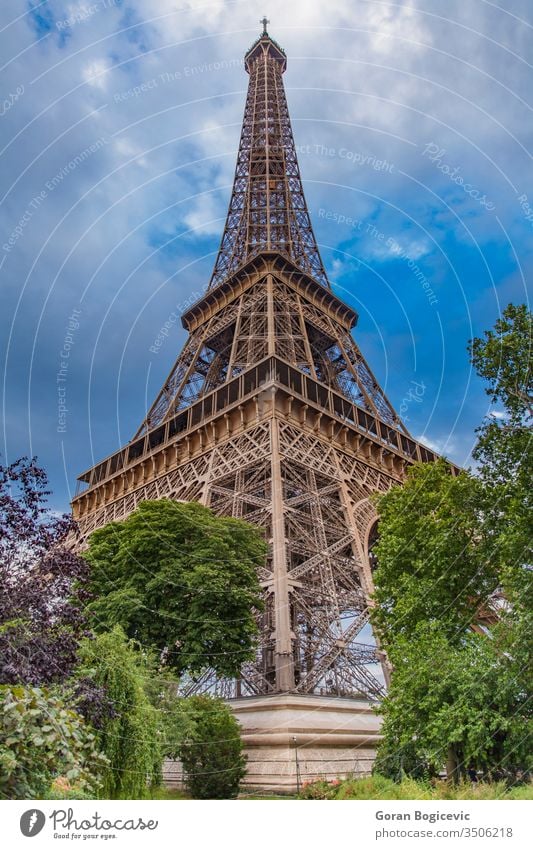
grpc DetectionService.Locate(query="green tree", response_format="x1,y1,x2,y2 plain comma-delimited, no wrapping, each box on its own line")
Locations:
470,303,532,581
84,500,265,678
469,304,533,778
373,734,433,783
470,302,532,589
166,695,246,799
375,626,530,782
371,460,497,649
371,304,532,782
469,303,532,422
370,462,504,781
0,685,107,799
75,627,162,799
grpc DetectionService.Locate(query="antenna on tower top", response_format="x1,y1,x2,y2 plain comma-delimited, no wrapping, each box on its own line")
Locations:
260,16,270,36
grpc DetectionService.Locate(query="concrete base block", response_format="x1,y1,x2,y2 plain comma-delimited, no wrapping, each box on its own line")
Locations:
164,693,382,794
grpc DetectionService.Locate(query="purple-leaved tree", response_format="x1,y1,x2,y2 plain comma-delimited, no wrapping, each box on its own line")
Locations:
0,457,90,684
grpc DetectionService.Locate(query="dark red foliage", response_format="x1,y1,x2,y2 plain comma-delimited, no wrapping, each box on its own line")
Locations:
71,676,118,729
0,457,90,684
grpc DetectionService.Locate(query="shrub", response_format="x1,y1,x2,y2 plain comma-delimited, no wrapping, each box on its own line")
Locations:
299,779,340,800
299,775,429,800
373,738,435,782
168,695,246,799
0,685,106,799
47,776,96,799
75,628,162,799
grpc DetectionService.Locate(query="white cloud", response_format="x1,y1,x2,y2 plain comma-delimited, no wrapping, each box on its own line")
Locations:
388,238,430,261
182,191,225,237
415,433,457,458
331,257,344,277
114,138,149,168
363,0,432,55
362,234,431,262
82,58,111,90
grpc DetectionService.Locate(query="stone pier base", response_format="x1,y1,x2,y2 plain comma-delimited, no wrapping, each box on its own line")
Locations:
164,693,382,794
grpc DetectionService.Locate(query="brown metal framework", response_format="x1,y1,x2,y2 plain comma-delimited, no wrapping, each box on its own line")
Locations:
73,27,444,702
209,31,329,289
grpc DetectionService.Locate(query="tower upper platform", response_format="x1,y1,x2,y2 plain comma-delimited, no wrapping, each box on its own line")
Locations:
244,30,287,73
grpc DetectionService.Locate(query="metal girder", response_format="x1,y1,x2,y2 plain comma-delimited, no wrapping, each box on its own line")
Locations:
133,274,406,435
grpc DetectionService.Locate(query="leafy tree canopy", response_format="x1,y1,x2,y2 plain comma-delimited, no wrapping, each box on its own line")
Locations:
0,457,89,685
84,499,266,678
469,302,532,422
376,626,531,781
469,304,532,688
470,304,532,578
371,304,532,780
371,460,497,650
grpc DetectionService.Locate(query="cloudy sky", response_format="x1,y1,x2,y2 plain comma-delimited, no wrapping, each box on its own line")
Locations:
1,0,531,512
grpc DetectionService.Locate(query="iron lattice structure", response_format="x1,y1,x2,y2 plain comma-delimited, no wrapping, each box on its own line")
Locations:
209,31,328,289
73,27,443,702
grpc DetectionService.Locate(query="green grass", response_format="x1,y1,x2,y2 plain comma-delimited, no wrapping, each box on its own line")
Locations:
150,787,190,800
298,775,533,800
240,794,297,800
152,788,295,800
151,778,533,801
153,780,533,800
81,777,532,801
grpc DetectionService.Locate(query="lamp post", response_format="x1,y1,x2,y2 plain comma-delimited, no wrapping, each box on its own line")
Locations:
292,736,301,794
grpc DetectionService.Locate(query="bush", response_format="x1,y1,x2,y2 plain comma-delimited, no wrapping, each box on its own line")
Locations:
46,776,97,799
373,738,435,782
168,695,246,799
0,685,106,799
75,628,162,799
299,779,342,799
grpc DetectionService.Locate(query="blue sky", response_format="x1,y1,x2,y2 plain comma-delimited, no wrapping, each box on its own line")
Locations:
1,0,531,513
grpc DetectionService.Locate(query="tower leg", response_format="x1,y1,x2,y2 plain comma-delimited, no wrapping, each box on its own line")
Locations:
271,416,295,691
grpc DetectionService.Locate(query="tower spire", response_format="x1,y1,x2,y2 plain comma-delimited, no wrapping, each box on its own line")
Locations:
209,27,329,289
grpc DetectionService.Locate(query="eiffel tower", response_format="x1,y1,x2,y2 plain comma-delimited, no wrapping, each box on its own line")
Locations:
73,22,441,788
